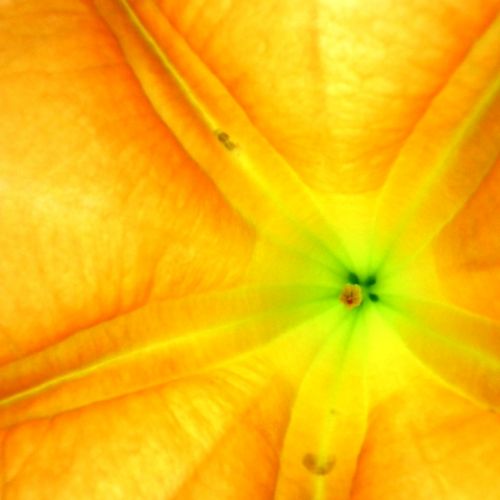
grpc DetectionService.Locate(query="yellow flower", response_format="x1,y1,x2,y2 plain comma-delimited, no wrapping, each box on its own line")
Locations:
0,0,499,498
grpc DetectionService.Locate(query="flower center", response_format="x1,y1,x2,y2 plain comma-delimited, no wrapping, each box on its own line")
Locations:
340,272,379,309
340,284,362,309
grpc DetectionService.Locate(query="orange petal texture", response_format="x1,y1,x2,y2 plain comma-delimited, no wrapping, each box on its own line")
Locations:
0,0,499,499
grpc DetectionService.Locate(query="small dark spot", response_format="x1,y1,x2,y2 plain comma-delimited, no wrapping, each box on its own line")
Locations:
365,275,377,286
368,293,379,302
215,130,237,151
347,272,360,285
302,453,335,476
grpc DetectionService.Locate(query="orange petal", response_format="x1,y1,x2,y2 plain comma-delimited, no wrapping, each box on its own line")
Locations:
153,0,499,193
434,159,500,320
0,309,332,499
368,13,500,273
0,0,255,364
351,374,500,499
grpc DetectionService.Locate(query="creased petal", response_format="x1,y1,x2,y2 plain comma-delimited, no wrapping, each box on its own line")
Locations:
369,13,500,274
154,0,499,194
0,0,255,365
351,375,500,499
380,296,500,411
434,159,500,320
0,308,333,498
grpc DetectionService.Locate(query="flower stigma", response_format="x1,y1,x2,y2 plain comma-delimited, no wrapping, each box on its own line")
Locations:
340,283,363,309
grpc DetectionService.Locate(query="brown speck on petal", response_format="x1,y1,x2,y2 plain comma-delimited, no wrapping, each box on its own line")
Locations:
215,129,237,151
302,453,336,476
